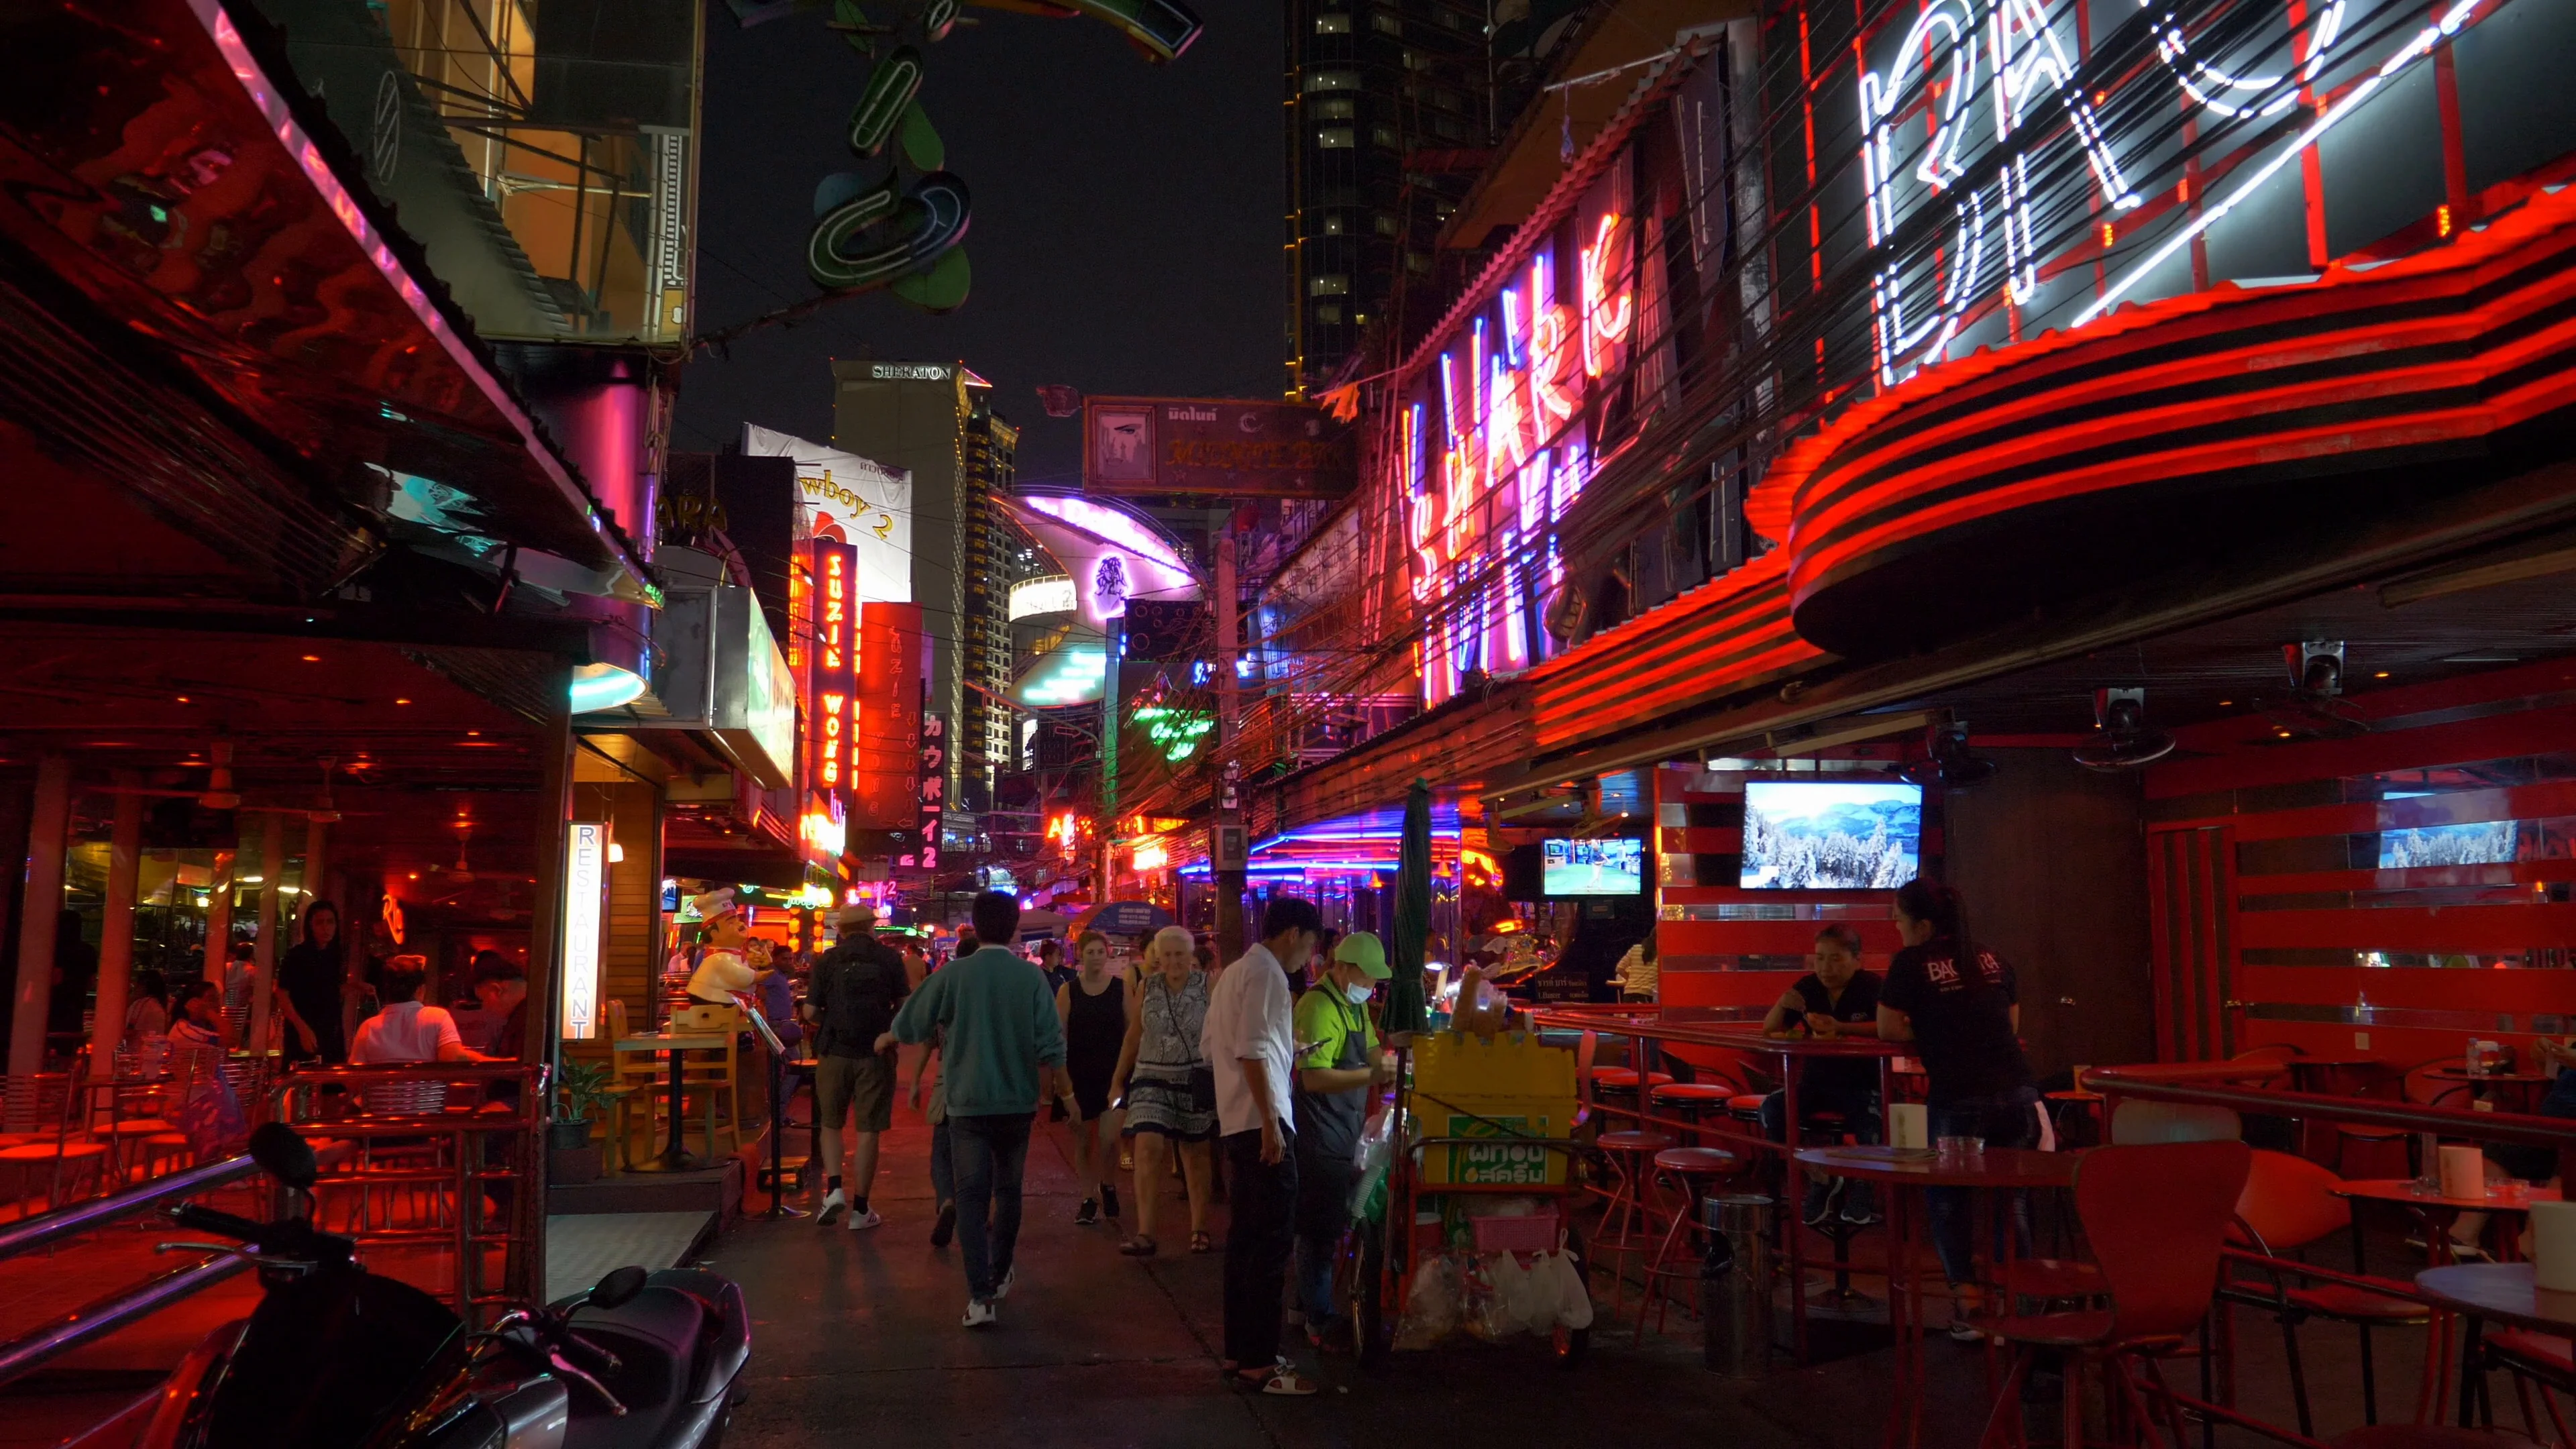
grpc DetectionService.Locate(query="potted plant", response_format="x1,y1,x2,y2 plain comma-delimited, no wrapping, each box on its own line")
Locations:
551,1059,614,1184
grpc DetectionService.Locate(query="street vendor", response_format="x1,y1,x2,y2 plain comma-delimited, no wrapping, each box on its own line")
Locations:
1291,930,1396,1350
685,889,776,1006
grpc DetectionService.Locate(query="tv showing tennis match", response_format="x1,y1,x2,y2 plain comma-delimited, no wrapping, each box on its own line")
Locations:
1542,837,1644,897
1739,780,1922,890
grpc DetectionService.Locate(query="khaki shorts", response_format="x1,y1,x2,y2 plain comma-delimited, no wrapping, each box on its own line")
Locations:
815,1053,896,1134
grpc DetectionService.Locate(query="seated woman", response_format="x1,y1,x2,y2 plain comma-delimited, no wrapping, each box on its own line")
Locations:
1760,924,1884,1226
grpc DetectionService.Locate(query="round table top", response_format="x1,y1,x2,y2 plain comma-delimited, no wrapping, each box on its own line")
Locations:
2047,1089,2104,1102
1795,1144,2083,1189
2416,1263,2576,1336
2423,1067,2553,1083
2286,1055,2382,1069
2332,1178,2563,1212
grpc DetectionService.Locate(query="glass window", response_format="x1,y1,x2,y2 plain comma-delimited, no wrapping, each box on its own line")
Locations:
1316,303,1346,323
1373,125,1399,149
1316,12,1352,32
1375,213,1399,236
1324,214,1347,235
1309,274,1352,296
1311,96,1356,119
1317,127,1357,149
1303,70,1360,91
1372,10,1402,33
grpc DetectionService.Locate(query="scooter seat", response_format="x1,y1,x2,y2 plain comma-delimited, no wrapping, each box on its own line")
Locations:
564,1285,709,1442
572,1283,707,1362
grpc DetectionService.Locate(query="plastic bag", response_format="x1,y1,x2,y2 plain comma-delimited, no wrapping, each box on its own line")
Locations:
1462,1252,1534,1341
1393,1253,1463,1350
1495,1250,1553,1333
1530,1250,1594,1330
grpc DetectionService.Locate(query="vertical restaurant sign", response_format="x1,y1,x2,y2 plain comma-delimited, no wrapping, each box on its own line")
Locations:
560,821,608,1041
910,712,949,871
808,538,859,803
856,602,926,832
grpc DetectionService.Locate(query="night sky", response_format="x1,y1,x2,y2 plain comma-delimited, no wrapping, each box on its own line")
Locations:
672,3,1286,488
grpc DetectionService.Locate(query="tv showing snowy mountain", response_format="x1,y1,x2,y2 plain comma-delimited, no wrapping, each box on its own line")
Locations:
1739,781,1922,890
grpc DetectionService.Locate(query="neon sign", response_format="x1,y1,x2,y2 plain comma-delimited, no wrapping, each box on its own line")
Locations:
1134,704,1214,762
808,539,857,798
1404,198,1634,702
1857,0,2492,384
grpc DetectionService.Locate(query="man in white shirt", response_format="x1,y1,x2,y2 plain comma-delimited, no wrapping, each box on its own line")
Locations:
1199,896,1322,1395
349,955,488,1114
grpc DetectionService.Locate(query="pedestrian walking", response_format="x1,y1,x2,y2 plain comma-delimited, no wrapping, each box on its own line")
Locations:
882,892,1066,1328
807,905,912,1230
1110,925,1216,1256
1201,896,1322,1395
1058,930,1126,1226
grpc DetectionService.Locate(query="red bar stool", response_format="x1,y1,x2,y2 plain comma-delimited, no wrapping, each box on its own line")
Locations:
1650,1083,1736,1144
1591,1069,1672,1127
1636,1146,1741,1334
1589,1128,1677,1313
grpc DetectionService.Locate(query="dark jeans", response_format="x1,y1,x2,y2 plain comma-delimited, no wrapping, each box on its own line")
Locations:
1223,1126,1300,1370
951,1112,1034,1301
1293,1148,1354,1330
1759,1084,1880,1214
1926,1086,2041,1284
930,1118,955,1206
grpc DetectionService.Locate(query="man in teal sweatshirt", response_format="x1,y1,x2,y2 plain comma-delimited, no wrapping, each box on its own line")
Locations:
879,890,1067,1326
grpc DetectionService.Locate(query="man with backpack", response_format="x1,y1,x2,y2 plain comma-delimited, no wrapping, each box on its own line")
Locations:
805,905,913,1229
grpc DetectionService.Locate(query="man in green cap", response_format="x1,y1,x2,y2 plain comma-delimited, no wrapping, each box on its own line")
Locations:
1290,930,1396,1348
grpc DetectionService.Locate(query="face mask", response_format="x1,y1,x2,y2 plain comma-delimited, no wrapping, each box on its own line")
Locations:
1344,981,1374,1006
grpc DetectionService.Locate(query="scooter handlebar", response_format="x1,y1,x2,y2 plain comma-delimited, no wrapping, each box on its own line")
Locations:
169,1203,268,1244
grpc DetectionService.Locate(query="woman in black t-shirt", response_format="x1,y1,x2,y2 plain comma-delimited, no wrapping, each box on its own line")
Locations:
1876,878,2039,1335
1759,924,1884,1225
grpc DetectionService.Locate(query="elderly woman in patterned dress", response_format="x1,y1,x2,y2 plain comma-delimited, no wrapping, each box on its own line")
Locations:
1108,925,1218,1255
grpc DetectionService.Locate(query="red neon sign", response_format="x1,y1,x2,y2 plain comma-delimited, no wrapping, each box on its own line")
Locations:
808,539,857,802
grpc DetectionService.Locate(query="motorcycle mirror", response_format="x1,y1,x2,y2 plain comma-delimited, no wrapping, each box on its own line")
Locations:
247,1122,318,1190
588,1265,649,1311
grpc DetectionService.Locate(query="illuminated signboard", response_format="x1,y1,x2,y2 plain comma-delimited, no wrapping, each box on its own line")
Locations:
908,713,948,871
1399,161,1635,706
855,602,925,831
559,822,607,1041
1081,396,1356,499
1009,575,1077,620
808,539,858,803
1134,704,1214,762
1384,0,2572,709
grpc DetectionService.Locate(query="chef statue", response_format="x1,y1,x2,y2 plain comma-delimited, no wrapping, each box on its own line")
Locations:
685,888,777,1006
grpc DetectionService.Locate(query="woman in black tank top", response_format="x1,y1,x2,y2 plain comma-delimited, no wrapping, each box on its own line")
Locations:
1057,932,1128,1225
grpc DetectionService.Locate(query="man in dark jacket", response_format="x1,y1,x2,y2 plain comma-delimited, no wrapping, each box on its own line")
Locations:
804,906,912,1229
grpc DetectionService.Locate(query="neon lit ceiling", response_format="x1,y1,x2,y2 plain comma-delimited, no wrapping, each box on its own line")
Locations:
997,493,1200,631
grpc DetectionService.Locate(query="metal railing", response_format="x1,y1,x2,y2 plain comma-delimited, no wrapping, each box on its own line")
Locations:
0,1152,268,1393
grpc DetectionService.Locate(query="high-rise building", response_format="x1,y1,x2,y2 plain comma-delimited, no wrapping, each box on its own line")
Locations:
831,360,1020,824
1283,0,1500,394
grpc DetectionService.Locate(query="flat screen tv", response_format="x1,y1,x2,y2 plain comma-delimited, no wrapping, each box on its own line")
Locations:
1739,780,1922,890
1542,837,1644,897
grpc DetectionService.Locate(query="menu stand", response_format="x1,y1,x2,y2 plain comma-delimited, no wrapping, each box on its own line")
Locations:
745,1006,808,1218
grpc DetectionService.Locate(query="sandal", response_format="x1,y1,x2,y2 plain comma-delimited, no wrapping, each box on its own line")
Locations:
1118,1235,1159,1256
1189,1230,1214,1254
1234,1363,1319,1396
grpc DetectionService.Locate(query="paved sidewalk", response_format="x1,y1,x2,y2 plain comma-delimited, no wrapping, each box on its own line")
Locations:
705,1095,1809,1449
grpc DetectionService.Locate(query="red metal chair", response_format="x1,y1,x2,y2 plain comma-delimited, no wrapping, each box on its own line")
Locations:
1635,1146,1742,1334
2222,1148,2430,1435
1588,1128,1677,1313
1970,1139,2253,1449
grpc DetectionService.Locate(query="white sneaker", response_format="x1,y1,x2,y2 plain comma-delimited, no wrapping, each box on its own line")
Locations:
815,1189,847,1226
962,1298,997,1328
848,1208,883,1232
992,1266,1015,1300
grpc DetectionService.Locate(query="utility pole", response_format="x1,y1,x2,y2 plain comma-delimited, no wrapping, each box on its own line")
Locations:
1213,526,1247,961
1099,619,1121,903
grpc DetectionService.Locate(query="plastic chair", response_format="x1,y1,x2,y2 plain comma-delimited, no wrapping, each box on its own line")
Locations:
2220,1149,2428,1434
1970,1140,2253,1449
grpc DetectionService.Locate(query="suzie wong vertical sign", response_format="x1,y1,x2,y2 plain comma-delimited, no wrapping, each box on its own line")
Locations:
808,539,859,805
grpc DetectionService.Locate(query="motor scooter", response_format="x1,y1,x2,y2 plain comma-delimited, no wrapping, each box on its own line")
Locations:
135,1122,749,1449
